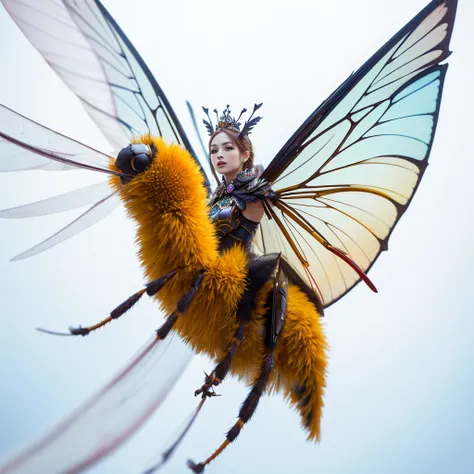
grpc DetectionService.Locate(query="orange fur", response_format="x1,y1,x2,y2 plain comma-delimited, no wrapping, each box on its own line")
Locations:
110,136,328,440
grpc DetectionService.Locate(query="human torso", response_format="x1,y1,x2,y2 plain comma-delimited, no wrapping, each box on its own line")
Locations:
209,170,271,253
210,196,260,252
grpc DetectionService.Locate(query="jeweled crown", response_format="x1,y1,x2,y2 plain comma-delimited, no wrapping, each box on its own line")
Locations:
202,103,263,139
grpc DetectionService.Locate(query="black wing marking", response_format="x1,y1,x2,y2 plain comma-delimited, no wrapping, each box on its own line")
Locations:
1,0,211,192
256,0,457,307
0,334,193,474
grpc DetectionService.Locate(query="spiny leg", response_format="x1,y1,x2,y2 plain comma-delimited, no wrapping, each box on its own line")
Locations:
129,271,207,474
188,348,275,473
37,270,178,337
192,254,282,397
188,260,288,472
151,272,205,341
194,321,245,398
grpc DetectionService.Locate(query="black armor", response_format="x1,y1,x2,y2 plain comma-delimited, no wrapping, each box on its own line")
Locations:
209,169,271,253
212,205,259,252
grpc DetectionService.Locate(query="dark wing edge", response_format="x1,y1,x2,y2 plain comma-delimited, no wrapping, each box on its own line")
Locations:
325,64,448,308
257,0,457,307
262,0,457,182
94,1,211,193
0,0,211,193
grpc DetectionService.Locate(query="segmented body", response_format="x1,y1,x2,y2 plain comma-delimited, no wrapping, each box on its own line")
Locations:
111,136,328,440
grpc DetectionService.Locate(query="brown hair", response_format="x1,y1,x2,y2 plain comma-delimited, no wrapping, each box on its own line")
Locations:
208,129,254,182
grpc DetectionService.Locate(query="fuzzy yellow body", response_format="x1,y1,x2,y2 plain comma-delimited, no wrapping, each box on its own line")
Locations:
111,137,328,440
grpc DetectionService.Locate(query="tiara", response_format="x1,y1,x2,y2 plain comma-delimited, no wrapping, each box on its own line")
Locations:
202,103,263,138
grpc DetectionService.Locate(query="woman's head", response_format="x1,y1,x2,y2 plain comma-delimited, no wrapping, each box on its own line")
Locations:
209,129,254,182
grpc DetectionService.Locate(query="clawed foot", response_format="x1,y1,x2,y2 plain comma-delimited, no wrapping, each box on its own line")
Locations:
194,372,221,398
68,325,91,336
187,460,205,473
36,325,89,337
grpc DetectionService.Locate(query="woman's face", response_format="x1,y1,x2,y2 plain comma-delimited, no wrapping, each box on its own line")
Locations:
210,132,249,179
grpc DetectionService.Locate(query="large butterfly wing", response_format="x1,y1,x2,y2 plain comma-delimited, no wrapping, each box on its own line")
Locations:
0,334,193,474
1,0,211,192
256,0,457,308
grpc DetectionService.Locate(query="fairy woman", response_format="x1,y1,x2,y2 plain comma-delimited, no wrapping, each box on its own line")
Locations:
0,0,458,472
111,103,329,472
207,106,270,250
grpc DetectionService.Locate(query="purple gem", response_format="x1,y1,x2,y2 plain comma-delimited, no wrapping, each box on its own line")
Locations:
226,183,235,193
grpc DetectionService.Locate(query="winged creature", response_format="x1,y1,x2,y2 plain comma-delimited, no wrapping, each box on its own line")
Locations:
0,0,458,472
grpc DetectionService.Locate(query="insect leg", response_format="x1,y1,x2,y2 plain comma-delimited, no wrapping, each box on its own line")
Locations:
187,348,275,473
188,261,288,472
194,321,245,397
37,270,178,337
154,272,205,340
193,254,282,396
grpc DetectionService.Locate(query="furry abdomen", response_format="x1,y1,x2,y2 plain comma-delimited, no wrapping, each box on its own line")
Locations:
111,137,328,440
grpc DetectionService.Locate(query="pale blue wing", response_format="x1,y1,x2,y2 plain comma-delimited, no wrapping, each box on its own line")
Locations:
256,0,457,307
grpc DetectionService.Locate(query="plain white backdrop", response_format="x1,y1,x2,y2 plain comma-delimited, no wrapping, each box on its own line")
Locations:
0,1,473,473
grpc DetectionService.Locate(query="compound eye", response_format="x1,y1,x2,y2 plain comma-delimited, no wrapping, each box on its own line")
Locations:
115,145,134,173
115,143,153,178
131,153,151,172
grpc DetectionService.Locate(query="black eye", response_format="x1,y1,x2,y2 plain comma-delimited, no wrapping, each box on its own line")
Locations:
115,145,134,173
131,153,151,172
115,143,153,180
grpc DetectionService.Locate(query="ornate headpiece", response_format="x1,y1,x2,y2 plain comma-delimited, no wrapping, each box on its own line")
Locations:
202,103,263,139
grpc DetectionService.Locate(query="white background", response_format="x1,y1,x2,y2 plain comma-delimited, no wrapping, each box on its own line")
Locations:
0,1,473,473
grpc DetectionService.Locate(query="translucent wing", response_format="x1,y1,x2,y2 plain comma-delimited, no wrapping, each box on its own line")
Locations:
0,334,193,474
256,0,457,308
0,182,112,219
0,104,122,175
9,191,121,261
0,104,129,259
1,0,211,192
